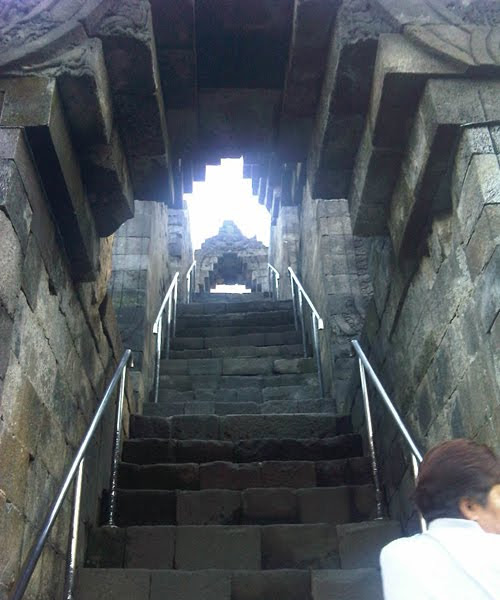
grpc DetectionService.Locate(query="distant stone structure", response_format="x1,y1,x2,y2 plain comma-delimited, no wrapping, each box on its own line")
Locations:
195,221,269,292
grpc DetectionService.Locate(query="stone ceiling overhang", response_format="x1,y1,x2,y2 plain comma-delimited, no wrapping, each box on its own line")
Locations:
0,0,499,250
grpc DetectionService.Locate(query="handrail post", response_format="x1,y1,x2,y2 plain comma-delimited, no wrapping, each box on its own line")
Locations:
108,360,128,526
172,278,178,338
63,459,84,600
312,314,325,398
289,272,299,331
298,291,307,358
154,316,163,404
358,357,384,519
166,296,172,359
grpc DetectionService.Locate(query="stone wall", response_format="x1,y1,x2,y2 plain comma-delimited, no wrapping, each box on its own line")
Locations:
296,185,371,403
0,128,134,599
268,206,300,300
167,208,194,302
109,201,173,404
345,120,500,534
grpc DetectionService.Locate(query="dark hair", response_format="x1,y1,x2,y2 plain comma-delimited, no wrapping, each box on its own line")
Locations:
415,439,500,522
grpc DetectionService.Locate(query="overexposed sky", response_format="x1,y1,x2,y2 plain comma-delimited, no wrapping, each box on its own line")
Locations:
185,158,270,250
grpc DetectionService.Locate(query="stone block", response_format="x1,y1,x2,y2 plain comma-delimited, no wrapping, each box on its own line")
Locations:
200,462,262,490
74,569,150,600
177,490,242,525
0,159,32,250
262,524,339,569
222,357,273,375
242,488,298,524
125,526,175,569
297,487,351,525
466,204,500,280
129,415,170,439
174,440,234,463
188,358,222,375
119,463,199,490
0,210,22,316
86,527,126,568
170,415,220,440
474,246,500,334
311,568,383,600
261,461,316,488
0,491,24,590
122,439,175,465
337,520,401,569
232,570,310,600
0,422,30,508
116,490,177,527
315,460,347,487
175,525,261,569
151,571,231,600
273,358,316,374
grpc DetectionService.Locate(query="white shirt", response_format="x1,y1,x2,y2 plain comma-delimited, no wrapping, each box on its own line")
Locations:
380,518,500,599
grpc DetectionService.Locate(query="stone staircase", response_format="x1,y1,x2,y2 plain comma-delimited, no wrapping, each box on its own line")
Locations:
75,293,400,599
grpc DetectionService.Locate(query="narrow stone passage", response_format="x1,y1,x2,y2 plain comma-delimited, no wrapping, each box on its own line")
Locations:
76,294,400,599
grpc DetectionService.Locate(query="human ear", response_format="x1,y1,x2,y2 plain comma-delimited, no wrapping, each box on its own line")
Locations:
459,497,480,521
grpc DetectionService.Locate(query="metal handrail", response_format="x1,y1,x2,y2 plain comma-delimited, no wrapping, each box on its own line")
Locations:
288,267,324,329
9,349,133,600
351,339,425,529
186,260,196,303
267,263,280,299
153,272,179,403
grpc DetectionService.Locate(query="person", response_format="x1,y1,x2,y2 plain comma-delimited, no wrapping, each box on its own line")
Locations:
380,439,500,599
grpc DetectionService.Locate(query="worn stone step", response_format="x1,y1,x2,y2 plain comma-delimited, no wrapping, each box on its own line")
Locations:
193,292,269,303
159,373,318,391
178,299,292,314
123,436,365,466
86,524,340,570
175,324,295,338
171,330,301,350
177,309,293,328
160,357,315,377
169,343,304,360
129,414,352,441
118,460,372,491
143,399,337,417
114,485,375,526
156,383,320,404
312,569,383,600
337,520,401,569
75,568,332,600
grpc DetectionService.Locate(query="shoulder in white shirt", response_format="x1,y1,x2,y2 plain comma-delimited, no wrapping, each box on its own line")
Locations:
380,518,500,600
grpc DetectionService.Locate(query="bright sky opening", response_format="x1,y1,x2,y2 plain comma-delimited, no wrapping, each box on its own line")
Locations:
185,158,271,250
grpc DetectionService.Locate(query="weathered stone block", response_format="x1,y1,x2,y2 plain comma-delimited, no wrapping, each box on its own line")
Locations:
171,415,220,440
0,159,32,250
200,461,262,490
151,570,231,600
232,570,311,600
175,525,261,569
261,461,316,488
337,520,401,569
262,524,339,569
125,526,175,568
177,490,241,525
297,487,351,525
86,527,126,568
0,210,22,316
75,569,150,600
312,568,383,600
466,204,500,280
242,488,298,524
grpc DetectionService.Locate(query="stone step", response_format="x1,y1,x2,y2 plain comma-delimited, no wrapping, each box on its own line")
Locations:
117,460,372,491
177,309,293,328
123,435,365,465
159,373,318,391
193,292,269,303
129,414,352,441
114,485,376,526
171,330,301,350
178,299,292,315
161,357,316,377
76,567,382,600
169,343,304,360
86,523,340,570
143,398,336,417
337,520,401,569
156,384,321,404
175,324,295,338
